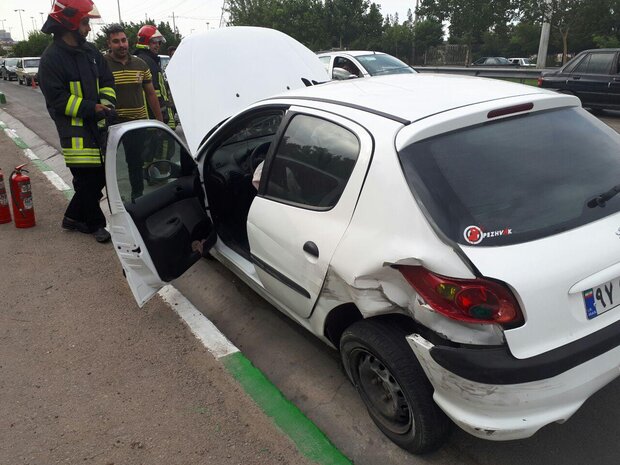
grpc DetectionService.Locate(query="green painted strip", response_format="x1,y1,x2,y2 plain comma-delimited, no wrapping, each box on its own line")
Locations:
0,121,7,129
221,352,351,465
62,189,75,200
12,137,28,149
31,159,52,172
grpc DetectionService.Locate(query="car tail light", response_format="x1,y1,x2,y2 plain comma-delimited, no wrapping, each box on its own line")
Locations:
397,266,523,326
537,77,543,87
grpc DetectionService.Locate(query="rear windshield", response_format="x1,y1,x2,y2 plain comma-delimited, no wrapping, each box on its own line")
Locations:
24,59,39,68
398,107,620,246
5,58,18,66
356,54,415,76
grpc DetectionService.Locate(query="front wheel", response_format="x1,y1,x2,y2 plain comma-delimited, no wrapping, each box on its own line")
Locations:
340,318,451,454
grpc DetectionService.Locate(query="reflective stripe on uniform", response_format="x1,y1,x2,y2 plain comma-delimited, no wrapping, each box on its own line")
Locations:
71,137,84,149
65,94,82,117
71,117,83,127
62,148,102,166
66,81,83,117
99,86,116,99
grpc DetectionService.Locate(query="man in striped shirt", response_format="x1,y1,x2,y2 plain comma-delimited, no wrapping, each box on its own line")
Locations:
104,23,162,201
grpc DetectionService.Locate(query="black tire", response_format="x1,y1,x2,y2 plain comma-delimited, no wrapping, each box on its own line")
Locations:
25,78,31,87
18,77,22,85
340,318,451,454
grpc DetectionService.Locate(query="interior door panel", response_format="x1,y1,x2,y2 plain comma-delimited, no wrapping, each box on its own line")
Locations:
125,176,213,281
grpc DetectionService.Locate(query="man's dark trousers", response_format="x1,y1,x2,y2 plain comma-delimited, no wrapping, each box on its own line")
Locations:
66,166,107,232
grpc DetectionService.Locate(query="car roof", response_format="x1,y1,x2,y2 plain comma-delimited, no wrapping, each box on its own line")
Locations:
274,74,557,123
317,50,387,58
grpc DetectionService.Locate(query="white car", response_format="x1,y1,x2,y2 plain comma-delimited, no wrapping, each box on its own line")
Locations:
317,50,416,80
508,57,536,67
16,57,40,86
105,27,620,454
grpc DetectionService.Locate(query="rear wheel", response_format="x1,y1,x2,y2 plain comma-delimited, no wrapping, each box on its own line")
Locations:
18,76,22,85
340,318,451,454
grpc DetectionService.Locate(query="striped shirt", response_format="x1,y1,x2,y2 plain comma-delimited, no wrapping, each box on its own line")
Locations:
104,53,152,122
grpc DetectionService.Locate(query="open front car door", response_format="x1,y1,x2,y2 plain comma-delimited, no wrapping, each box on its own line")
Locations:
105,120,215,306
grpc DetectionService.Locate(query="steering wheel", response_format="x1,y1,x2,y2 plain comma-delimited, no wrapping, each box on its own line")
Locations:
248,142,271,172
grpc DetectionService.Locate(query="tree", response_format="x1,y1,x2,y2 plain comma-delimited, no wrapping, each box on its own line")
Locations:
418,0,519,57
506,22,540,57
13,32,52,57
413,18,444,60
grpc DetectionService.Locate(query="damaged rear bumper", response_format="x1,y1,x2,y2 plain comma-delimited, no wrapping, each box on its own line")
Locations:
407,333,620,441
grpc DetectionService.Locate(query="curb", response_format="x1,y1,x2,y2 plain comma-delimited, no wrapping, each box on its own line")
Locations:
0,121,74,200
0,121,352,465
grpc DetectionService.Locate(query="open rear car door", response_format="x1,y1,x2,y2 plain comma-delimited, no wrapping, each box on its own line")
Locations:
105,120,215,306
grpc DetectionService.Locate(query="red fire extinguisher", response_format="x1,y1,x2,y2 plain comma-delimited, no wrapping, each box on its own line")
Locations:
10,164,36,228
0,168,12,224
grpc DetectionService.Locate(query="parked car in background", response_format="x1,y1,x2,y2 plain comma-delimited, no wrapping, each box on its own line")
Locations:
508,57,536,67
159,54,170,71
106,27,620,454
1,57,19,81
471,56,517,66
16,57,40,86
317,50,416,80
538,48,620,111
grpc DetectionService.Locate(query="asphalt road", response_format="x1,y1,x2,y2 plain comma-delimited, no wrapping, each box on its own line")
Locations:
2,77,620,465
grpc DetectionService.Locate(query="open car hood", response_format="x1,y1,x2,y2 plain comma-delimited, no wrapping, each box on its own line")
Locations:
166,26,329,154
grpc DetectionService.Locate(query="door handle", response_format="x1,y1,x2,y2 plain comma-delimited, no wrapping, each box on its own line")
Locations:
303,241,319,258
572,76,581,80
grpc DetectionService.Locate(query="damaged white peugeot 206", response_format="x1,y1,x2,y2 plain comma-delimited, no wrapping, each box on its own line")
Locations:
105,27,620,453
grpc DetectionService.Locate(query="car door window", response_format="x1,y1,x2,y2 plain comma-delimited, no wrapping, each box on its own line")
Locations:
587,52,615,74
333,57,362,77
572,54,591,74
116,126,193,204
263,114,360,209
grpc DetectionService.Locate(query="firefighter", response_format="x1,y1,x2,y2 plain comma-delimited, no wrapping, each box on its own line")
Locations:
134,25,176,131
38,0,116,243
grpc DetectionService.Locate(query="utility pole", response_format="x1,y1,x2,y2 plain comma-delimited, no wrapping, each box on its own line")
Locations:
30,16,36,32
14,9,25,41
0,19,6,31
171,11,177,35
117,0,122,23
536,0,552,69
39,12,45,27
206,22,210,30
219,0,229,28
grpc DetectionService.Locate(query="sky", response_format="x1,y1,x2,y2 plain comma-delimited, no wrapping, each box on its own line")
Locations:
0,0,418,43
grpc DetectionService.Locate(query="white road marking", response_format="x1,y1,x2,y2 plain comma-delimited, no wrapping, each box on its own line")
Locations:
158,284,239,359
42,171,71,191
23,148,40,160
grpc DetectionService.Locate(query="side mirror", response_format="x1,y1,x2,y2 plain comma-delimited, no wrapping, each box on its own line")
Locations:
332,67,358,80
144,160,181,184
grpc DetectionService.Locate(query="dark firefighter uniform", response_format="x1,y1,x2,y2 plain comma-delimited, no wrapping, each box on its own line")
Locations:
134,46,176,130
39,37,116,233
40,39,116,165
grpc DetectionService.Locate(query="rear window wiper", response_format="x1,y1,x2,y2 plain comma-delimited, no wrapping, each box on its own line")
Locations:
587,184,620,208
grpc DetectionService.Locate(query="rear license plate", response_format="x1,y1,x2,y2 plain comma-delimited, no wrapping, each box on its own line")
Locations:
584,280,620,319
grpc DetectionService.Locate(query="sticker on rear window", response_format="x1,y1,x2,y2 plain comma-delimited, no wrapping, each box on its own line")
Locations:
463,225,513,245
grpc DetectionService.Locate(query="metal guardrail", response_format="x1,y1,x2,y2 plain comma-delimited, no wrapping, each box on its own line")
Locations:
413,66,549,80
